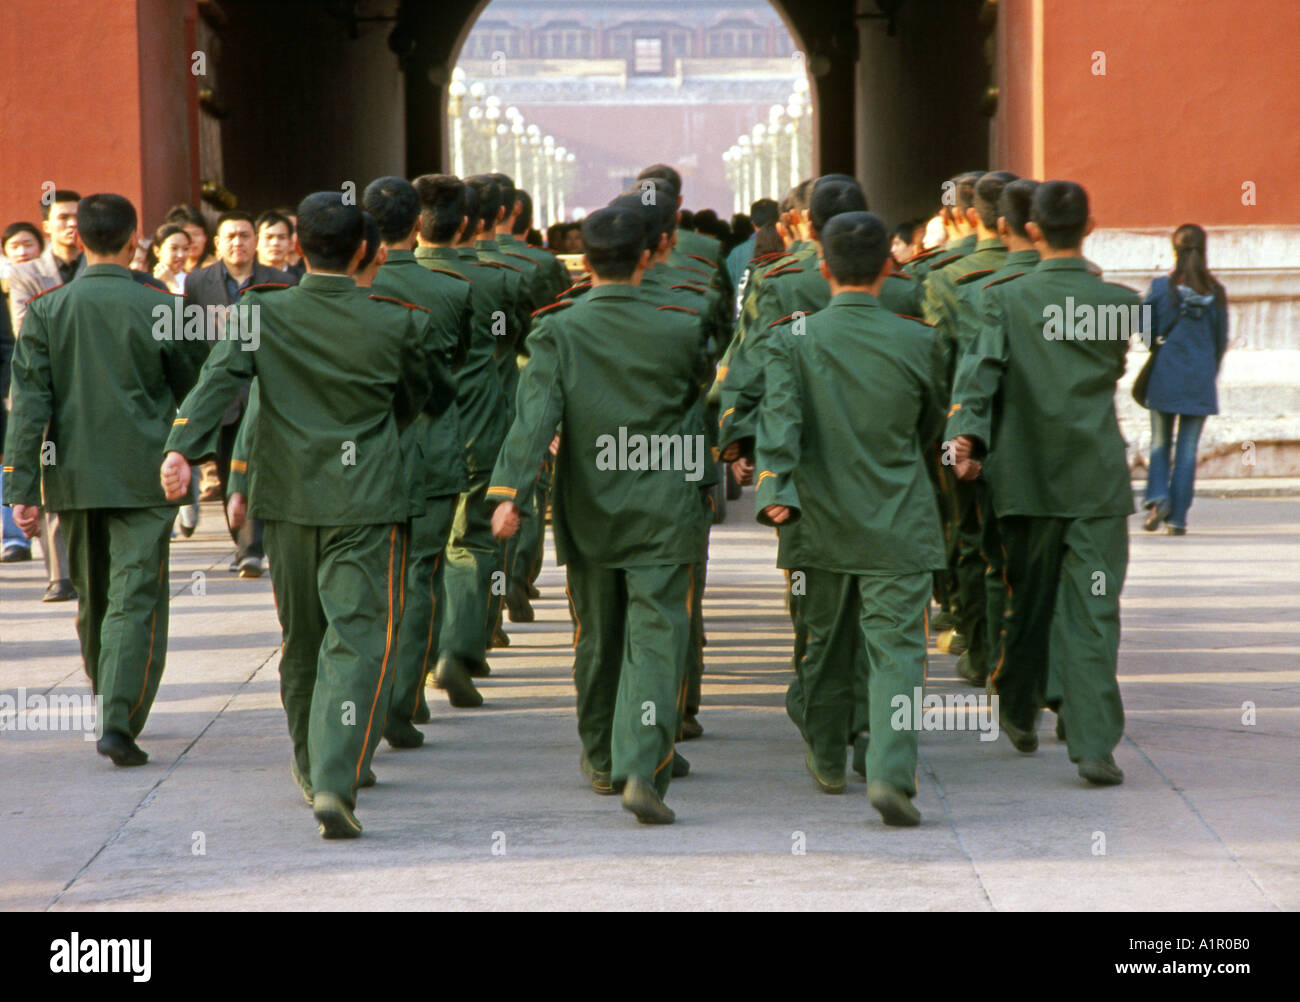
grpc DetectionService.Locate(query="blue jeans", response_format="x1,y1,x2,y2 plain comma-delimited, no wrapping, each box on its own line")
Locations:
1144,412,1206,529
1,468,32,554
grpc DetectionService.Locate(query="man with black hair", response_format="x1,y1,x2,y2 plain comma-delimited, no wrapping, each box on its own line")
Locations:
5,193,204,766
637,163,726,278
725,197,778,291
947,179,1138,786
412,174,518,704
487,204,711,825
755,211,944,826
7,187,85,603
185,208,294,579
162,191,451,838
501,187,568,308
903,171,984,284
359,176,472,742
923,170,1018,677
255,209,300,278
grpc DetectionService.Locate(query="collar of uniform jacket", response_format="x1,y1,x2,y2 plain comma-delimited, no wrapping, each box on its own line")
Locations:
828,290,884,309
585,283,638,301
1033,256,1094,273
298,273,356,293
384,249,417,264
77,263,133,281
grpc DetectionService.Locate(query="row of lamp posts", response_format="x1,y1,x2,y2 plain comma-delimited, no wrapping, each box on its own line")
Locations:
447,66,577,229
721,76,812,214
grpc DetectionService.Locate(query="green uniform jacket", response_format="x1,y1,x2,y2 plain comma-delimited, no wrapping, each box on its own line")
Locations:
3,264,204,509
498,232,569,306
754,291,946,574
903,234,976,283
371,250,472,499
416,246,513,476
166,273,445,526
487,285,711,568
923,237,1008,394
951,248,1041,360
945,257,1139,518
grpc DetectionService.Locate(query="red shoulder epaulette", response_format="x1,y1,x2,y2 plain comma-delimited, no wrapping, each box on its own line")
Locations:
885,270,914,281
532,299,574,318
684,253,715,267
767,265,804,278
559,280,591,296
370,293,430,312
670,284,707,293
930,253,964,270
425,266,470,282
26,282,66,304
768,312,802,328
983,272,1026,290
677,265,711,278
502,251,534,266
751,251,788,264
895,313,934,327
954,268,996,286
245,282,292,293
902,248,944,266
494,259,524,273
658,304,699,315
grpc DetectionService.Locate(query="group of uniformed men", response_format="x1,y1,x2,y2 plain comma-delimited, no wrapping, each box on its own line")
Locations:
4,160,1138,837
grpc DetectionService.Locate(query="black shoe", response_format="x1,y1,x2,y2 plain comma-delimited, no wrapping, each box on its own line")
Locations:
433,654,483,708
1000,711,1039,753
359,768,377,788
384,719,425,749
505,580,535,623
671,751,690,778
932,609,956,632
525,582,541,599
1166,525,1187,536
867,781,921,827
43,579,77,602
96,730,148,767
852,731,869,778
1143,499,1170,532
489,623,510,648
679,714,703,741
580,751,614,794
1078,756,1124,785
1055,714,1066,742
956,652,987,686
412,700,431,725
313,792,362,839
1,545,32,562
621,774,675,824
804,749,846,794
466,658,491,679
291,759,314,806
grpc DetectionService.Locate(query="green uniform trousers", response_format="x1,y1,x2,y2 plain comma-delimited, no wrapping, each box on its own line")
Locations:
994,515,1128,761
784,573,871,743
512,460,551,589
794,567,931,795
263,520,405,807
977,479,1008,680
388,495,457,727
565,556,692,797
952,477,989,673
439,472,500,663
62,506,174,739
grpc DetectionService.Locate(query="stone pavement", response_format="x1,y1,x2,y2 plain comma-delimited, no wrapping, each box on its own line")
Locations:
1,492,1296,911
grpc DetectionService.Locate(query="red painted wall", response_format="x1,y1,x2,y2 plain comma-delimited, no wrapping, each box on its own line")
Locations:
0,0,196,235
1033,0,1298,227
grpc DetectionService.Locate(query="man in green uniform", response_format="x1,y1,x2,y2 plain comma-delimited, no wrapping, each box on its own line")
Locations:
162,192,452,838
412,174,518,705
947,180,1137,785
923,171,1017,682
4,193,203,766
363,176,473,745
755,212,945,826
487,205,711,825
947,178,1041,689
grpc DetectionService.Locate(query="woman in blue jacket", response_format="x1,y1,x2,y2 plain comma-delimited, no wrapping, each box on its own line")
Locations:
1142,224,1229,534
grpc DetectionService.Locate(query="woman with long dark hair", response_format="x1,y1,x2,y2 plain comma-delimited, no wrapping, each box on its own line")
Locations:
1141,224,1229,535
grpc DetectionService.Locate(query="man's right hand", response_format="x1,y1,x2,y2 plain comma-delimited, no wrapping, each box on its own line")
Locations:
732,456,754,486
721,442,740,463
161,451,191,500
227,492,247,530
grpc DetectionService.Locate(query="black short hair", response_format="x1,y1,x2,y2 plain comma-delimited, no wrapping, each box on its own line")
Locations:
892,219,923,245
617,182,676,249
780,179,814,215
358,211,381,271
1,221,44,252
546,222,566,249
215,210,255,235
511,190,534,234
581,206,646,280
679,208,695,230
1031,180,1090,249
525,228,542,247
464,174,501,232
997,179,1040,239
637,163,683,195
489,172,517,218
254,209,293,235
809,178,868,235
412,174,467,243
296,191,364,270
147,223,190,268
693,208,719,232
609,193,661,253
76,193,137,254
749,199,779,228
821,211,890,286
363,176,422,244
41,189,81,220
950,171,985,212
273,207,298,229
972,171,1019,230
164,203,204,227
